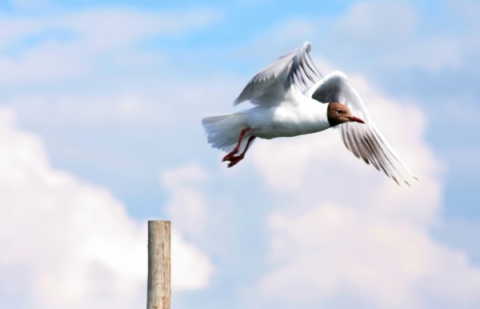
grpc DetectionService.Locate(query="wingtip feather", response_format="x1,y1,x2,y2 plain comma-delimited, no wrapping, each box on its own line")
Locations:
303,41,312,52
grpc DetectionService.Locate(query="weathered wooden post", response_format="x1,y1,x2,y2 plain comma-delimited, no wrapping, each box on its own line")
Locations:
147,220,171,309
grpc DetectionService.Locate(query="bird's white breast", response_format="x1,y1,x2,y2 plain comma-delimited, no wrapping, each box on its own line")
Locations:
244,91,330,139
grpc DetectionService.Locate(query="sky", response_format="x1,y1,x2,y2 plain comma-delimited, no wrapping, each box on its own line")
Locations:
1,0,480,308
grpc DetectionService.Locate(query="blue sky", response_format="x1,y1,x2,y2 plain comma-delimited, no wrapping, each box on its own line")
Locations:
1,0,480,308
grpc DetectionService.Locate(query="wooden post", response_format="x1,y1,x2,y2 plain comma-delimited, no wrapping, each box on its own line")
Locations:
147,220,171,309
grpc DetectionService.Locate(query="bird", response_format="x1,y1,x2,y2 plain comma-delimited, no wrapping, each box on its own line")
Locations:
202,41,417,185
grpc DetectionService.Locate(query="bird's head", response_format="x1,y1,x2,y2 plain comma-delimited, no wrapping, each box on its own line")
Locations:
327,102,365,127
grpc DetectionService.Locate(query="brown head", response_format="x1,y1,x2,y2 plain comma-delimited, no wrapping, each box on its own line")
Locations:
327,102,365,127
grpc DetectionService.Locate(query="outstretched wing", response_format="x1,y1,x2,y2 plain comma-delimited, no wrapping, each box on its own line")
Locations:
234,41,320,106
307,71,417,185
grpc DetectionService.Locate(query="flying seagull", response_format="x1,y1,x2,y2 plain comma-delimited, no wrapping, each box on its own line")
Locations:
202,41,417,185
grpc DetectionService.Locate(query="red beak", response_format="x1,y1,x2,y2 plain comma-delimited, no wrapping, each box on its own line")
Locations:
348,116,365,124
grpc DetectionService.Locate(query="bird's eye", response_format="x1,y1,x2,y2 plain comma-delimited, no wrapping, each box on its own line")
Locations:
336,109,344,114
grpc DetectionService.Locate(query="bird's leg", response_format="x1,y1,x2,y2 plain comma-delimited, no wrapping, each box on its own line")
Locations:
223,127,251,162
225,136,256,168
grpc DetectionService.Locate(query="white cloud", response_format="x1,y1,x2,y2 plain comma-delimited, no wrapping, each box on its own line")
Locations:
172,231,213,290
0,68,241,134
162,164,210,239
316,0,478,73
161,164,214,290
0,108,213,308
0,8,220,85
259,204,480,309
249,72,480,308
5,93,177,129
60,8,218,53
387,36,464,73
335,1,419,45
446,0,480,28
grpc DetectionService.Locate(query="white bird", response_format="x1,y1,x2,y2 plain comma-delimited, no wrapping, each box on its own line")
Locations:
202,41,417,185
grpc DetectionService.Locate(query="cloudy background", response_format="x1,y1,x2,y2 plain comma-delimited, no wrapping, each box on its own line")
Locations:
1,0,479,308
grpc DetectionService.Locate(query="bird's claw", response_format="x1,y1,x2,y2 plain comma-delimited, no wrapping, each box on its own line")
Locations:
222,150,239,162
225,155,244,168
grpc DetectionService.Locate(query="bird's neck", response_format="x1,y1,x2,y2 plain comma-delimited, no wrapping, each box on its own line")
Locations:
295,96,331,131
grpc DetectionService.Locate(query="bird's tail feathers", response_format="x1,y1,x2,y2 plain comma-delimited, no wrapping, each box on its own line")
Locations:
202,113,250,152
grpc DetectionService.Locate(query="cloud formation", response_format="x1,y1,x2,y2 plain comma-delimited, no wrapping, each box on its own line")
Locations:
0,108,212,308
0,7,219,85
162,164,214,290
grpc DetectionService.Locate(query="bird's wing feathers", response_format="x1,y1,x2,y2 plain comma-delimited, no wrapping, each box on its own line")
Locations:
309,71,417,185
234,41,320,106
